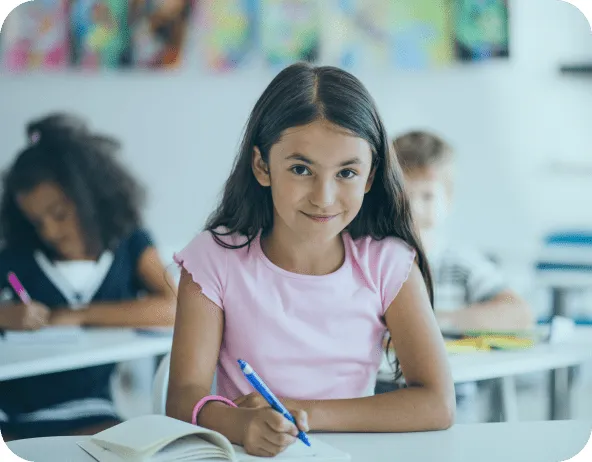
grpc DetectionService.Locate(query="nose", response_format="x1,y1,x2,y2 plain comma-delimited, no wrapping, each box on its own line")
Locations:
40,219,63,243
309,177,337,209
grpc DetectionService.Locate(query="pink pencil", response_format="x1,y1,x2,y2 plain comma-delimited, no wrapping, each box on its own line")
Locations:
7,272,31,305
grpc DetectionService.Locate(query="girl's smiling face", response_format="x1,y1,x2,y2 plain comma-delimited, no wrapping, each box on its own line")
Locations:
252,120,375,243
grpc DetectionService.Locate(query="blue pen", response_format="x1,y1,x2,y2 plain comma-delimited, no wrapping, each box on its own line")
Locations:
238,359,311,447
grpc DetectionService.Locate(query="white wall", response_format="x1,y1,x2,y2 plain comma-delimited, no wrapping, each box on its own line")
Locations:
1,0,591,280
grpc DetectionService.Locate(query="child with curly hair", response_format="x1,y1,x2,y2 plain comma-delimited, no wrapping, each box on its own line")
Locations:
0,113,176,440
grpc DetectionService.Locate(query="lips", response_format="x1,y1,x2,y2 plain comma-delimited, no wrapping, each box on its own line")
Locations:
303,212,339,223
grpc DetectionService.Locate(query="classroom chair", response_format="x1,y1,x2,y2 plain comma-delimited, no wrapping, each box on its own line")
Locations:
152,353,217,415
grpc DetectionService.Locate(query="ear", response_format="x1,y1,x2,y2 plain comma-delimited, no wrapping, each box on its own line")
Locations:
365,166,377,194
252,146,271,187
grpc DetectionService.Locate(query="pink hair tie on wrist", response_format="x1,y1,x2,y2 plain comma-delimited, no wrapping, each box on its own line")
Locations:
191,395,237,426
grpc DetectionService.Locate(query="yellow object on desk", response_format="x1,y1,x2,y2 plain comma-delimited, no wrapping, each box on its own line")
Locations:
445,335,536,353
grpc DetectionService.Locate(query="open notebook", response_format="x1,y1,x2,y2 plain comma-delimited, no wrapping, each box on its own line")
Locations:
77,415,350,462
1,327,84,344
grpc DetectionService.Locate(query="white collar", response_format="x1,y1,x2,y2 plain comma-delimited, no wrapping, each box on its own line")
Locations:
34,251,114,308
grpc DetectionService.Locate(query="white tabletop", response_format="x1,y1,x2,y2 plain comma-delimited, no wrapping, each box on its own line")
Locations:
448,340,592,383
378,327,592,383
0,328,172,381
6,420,591,462
4,326,590,385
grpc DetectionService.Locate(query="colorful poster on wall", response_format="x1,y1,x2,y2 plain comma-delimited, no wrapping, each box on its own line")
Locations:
322,0,395,70
128,0,195,69
1,0,69,72
322,0,453,70
260,0,320,68
391,0,455,69
199,0,257,72
454,0,509,61
69,0,128,69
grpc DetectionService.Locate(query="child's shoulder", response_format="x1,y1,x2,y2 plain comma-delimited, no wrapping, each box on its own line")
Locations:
0,246,35,279
183,226,249,249
0,246,17,260
118,228,153,247
0,246,32,264
347,233,416,261
346,234,417,312
112,227,155,262
346,234,416,281
173,228,253,300
174,227,251,266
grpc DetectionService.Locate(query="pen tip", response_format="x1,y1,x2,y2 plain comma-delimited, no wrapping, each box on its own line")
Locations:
300,433,311,447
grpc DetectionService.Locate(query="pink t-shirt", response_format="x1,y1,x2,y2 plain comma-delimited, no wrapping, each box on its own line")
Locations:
173,229,415,401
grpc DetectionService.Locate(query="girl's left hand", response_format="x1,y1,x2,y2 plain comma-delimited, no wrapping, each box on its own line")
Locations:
49,308,86,326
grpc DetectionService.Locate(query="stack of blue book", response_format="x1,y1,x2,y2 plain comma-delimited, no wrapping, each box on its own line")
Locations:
536,231,592,325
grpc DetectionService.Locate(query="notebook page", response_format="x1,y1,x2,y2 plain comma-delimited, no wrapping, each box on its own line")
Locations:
79,438,232,462
91,415,234,459
234,437,350,461
78,440,128,462
151,436,230,462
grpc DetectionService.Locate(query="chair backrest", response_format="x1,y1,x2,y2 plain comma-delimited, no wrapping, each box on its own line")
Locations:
152,352,218,414
152,353,171,414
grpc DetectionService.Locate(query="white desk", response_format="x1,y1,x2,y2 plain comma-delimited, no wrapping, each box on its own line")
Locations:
535,271,592,318
447,340,592,383
6,420,592,462
378,327,592,421
0,329,172,381
449,341,592,422
379,327,592,382
536,270,592,420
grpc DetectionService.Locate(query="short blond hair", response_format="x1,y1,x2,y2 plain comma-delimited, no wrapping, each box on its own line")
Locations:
393,131,453,174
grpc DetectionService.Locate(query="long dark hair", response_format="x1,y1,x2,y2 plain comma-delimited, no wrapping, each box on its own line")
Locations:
205,62,433,382
0,113,145,258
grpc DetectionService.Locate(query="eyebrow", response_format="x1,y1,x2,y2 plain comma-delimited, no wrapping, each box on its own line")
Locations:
285,153,363,167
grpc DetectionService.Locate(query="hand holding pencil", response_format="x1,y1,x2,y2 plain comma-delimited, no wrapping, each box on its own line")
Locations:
0,272,50,331
236,359,310,457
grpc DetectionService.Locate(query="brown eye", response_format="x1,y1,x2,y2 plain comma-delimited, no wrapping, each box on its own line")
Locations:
290,165,311,176
337,169,357,179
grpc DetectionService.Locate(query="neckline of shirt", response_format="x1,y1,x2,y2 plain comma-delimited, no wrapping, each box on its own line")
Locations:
252,231,352,281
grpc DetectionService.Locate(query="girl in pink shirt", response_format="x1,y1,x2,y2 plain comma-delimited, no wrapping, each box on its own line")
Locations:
168,62,455,457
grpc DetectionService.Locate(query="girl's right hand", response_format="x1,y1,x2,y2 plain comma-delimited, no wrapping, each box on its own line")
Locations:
241,407,309,457
0,302,50,330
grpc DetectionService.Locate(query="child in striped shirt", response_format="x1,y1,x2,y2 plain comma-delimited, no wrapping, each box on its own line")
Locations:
377,130,533,422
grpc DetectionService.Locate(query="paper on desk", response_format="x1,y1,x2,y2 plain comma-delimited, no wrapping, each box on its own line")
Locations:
2,327,84,344
549,316,576,344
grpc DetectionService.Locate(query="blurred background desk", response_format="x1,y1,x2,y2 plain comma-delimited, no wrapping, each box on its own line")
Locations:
0,328,172,382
